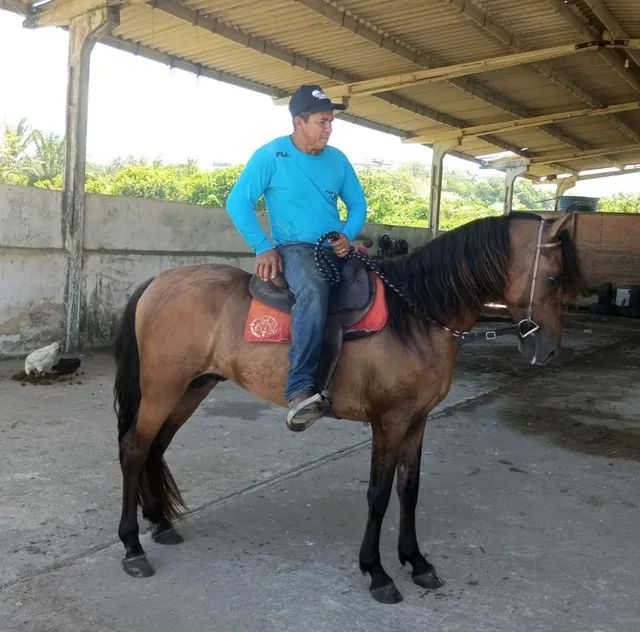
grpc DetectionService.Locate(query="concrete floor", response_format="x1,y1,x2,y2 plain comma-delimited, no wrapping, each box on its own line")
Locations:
0,313,638,632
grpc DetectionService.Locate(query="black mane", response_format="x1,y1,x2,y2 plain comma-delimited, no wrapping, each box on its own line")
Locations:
377,213,582,339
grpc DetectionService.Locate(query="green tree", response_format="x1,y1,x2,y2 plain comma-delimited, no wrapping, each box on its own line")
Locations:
0,118,32,183
28,130,65,184
598,193,640,213
439,195,500,231
513,179,555,210
107,165,186,200
357,168,428,226
182,165,246,206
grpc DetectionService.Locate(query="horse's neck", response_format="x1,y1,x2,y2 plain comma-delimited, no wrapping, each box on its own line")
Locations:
440,305,483,340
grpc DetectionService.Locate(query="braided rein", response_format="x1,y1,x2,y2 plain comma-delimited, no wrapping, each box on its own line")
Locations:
313,231,412,302
313,232,473,339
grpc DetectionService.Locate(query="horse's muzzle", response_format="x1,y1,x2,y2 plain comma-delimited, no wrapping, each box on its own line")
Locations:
518,326,559,366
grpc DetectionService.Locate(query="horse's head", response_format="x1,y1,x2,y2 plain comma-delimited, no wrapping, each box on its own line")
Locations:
504,214,582,366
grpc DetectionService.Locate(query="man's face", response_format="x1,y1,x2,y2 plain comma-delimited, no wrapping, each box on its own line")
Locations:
297,110,334,153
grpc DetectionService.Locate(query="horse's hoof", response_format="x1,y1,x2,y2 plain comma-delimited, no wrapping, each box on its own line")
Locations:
412,568,444,589
370,582,403,604
152,526,183,545
122,554,155,578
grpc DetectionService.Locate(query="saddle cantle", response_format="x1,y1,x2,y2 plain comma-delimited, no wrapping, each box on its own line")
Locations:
244,258,388,397
248,258,373,315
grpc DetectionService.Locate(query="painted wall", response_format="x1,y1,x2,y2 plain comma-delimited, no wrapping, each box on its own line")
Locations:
0,184,429,357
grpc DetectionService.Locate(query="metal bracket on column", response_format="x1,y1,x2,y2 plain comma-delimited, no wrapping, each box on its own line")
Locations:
429,139,459,236
503,160,530,215
554,176,578,210
63,6,118,352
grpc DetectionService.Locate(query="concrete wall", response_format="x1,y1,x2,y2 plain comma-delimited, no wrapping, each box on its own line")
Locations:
0,186,67,356
0,184,429,357
539,211,640,288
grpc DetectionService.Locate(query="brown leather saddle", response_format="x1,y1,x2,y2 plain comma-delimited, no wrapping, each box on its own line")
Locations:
249,258,377,396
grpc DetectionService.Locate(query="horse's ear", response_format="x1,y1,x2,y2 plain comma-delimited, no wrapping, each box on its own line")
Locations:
547,212,573,242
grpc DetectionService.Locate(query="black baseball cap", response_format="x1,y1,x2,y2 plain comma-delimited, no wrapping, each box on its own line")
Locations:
288,84,347,117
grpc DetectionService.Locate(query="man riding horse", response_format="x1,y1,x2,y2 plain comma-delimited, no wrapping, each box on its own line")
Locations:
226,84,367,431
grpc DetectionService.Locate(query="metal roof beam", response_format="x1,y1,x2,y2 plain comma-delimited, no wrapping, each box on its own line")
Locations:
544,166,640,182
292,0,595,173
319,42,623,99
24,0,146,27
489,144,640,167
447,0,640,145
294,0,533,122
583,0,640,72
546,0,640,94
406,101,640,144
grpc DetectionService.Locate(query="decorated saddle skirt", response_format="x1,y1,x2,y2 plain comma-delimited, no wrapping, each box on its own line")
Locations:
244,272,388,343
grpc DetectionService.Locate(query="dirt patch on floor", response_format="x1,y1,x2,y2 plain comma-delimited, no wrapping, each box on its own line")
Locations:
10,371,83,386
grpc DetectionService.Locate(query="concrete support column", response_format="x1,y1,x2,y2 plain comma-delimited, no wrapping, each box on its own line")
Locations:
554,176,578,210
503,161,530,215
63,8,117,351
428,140,458,236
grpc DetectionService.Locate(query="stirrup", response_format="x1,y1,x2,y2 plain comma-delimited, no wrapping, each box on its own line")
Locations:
286,392,324,432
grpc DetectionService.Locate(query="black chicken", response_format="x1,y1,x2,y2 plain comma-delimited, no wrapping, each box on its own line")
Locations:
52,357,82,375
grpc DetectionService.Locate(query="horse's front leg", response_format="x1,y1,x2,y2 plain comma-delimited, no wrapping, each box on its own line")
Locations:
396,415,444,590
360,419,404,604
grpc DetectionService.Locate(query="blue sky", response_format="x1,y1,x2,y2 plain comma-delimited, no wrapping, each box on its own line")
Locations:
1,8,639,198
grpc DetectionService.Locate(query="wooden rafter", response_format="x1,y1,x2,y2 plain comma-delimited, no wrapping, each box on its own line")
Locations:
488,144,640,167
583,0,640,71
446,0,640,148
315,41,639,100
292,0,602,173
25,0,146,27
546,0,640,94
544,166,640,182
406,101,640,144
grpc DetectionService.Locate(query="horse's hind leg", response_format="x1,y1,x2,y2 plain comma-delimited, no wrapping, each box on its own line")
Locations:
396,415,444,590
118,387,185,578
141,377,219,545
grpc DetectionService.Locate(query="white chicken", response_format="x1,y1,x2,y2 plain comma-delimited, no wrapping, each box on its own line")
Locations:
24,341,61,376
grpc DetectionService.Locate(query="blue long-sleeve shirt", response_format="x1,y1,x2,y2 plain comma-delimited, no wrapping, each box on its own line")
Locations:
226,135,367,254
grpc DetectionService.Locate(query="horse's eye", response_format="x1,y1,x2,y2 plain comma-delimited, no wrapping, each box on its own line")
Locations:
547,276,561,287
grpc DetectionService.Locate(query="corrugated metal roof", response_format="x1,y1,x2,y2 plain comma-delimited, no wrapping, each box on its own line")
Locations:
7,0,640,180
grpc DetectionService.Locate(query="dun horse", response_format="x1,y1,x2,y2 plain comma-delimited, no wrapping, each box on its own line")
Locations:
114,212,582,603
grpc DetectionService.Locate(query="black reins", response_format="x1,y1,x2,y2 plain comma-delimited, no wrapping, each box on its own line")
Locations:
314,224,557,345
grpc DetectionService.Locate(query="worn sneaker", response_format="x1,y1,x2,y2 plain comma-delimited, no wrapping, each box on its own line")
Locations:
286,387,325,432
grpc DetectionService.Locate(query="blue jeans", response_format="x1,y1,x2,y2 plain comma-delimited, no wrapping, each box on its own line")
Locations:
277,243,342,401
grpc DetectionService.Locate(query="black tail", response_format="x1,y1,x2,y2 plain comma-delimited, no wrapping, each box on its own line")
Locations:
114,278,153,442
113,279,186,521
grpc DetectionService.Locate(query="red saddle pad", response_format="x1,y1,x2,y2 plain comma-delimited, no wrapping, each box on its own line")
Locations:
244,274,388,343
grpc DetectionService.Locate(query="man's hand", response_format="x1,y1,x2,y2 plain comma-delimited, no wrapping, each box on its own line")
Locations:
330,233,351,258
255,249,283,281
